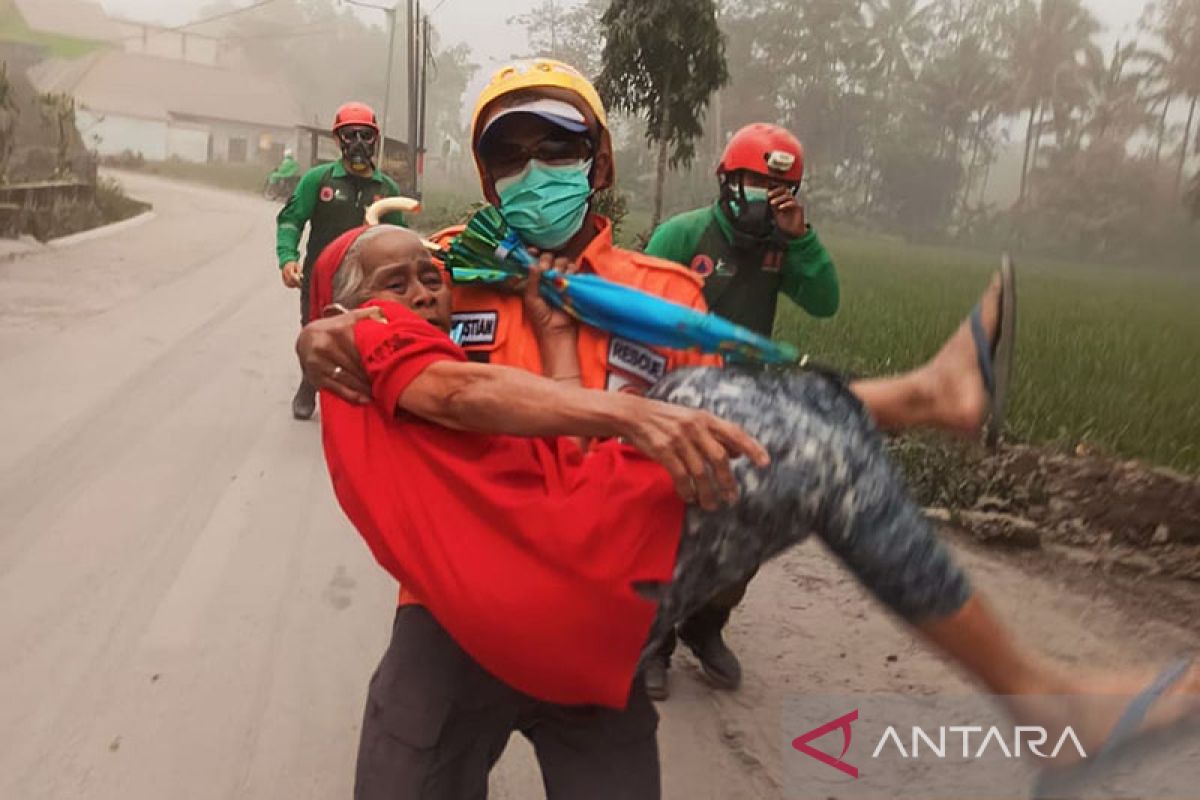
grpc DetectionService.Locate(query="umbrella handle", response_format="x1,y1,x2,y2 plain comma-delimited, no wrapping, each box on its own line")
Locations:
365,196,443,255
365,196,421,225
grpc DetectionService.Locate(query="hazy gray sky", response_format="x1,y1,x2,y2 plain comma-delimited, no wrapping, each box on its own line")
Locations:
99,0,1148,58
99,0,537,70
99,0,542,105
98,0,1148,128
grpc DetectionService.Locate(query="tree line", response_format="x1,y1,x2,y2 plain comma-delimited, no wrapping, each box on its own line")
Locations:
517,0,1200,263
200,0,476,165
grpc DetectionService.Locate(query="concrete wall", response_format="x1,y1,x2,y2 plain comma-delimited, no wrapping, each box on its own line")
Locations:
78,109,168,160
166,125,210,163
207,121,301,165
77,108,302,165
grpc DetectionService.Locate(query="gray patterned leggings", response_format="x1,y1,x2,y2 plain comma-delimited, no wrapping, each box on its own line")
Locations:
639,366,972,662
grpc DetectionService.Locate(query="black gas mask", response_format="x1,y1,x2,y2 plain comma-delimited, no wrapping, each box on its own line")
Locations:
338,125,378,172
717,171,797,251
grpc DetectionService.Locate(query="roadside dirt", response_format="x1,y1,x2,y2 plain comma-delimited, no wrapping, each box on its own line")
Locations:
926,442,1200,635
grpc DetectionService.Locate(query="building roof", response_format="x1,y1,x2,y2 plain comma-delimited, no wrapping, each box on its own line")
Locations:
12,0,124,43
28,50,302,129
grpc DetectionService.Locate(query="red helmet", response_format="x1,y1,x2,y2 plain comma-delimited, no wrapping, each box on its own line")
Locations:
718,123,804,184
332,101,380,134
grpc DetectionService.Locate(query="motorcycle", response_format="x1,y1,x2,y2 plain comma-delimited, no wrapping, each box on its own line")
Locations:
263,174,299,202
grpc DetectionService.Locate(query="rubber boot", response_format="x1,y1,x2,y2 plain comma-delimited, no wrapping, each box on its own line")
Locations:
643,629,676,701
679,600,742,691
643,654,670,701
291,378,317,420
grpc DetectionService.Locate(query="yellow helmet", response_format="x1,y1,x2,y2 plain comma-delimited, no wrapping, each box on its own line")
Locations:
470,58,614,198
471,59,607,142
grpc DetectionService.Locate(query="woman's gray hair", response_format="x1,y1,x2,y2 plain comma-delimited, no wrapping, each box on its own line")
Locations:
330,224,405,310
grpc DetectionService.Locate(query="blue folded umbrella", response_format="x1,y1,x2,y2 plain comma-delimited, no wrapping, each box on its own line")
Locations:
445,210,799,365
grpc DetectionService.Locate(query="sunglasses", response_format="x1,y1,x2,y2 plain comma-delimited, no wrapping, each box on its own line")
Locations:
339,127,378,144
480,134,594,176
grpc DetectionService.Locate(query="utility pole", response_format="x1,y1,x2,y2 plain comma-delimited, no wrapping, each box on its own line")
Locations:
712,0,724,163
379,2,398,165
417,14,430,194
406,0,417,194
342,0,400,171
403,0,429,196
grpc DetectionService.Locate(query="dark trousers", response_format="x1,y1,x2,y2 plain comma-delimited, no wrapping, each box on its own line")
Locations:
300,257,315,326
652,568,757,662
295,261,316,394
355,606,661,800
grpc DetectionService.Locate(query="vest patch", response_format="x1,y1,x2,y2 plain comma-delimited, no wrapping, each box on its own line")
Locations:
607,337,667,385
451,311,498,346
690,254,714,277
319,186,334,202
605,370,650,395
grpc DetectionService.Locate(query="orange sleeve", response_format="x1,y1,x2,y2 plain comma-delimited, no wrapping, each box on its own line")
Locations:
670,349,723,369
430,224,466,285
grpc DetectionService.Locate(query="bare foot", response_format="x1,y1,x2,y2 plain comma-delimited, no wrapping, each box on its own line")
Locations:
1003,661,1200,767
916,274,1003,437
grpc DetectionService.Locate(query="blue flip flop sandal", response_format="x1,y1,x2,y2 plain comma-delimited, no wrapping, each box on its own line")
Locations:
969,254,1017,449
1031,658,1197,799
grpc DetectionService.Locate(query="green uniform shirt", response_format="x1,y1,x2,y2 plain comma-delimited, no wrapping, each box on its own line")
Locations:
644,203,839,336
275,160,406,270
270,155,299,181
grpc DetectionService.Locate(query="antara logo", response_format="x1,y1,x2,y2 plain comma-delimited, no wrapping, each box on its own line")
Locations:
792,710,860,778
871,725,1087,760
792,711,1088,779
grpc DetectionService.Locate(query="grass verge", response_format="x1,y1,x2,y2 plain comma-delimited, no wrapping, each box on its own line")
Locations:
775,232,1200,473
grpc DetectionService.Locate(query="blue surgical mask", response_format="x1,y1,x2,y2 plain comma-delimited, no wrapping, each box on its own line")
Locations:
727,185,775,241
496,159,593,250
731,186,769,215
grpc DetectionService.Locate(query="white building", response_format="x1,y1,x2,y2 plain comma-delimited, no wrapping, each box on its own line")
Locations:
29,50,302,164
13,0,302,164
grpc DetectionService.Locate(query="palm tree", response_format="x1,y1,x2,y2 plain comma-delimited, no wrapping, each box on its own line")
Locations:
1077,41,1155,151
865,0,936,85
1008,0,1102,204
917,30,1009,207
1181,95,1200,194
723,0,873,178
1138,1,1182,166
919,0,1018,214
1139,47,1177,165
1141,0,1200,195
1186,168,1200,218
857,0,935,208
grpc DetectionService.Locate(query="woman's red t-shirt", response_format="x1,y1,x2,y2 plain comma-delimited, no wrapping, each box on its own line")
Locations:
319,301,685,709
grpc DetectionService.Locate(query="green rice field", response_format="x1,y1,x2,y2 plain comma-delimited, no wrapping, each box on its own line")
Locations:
774,232,1200,474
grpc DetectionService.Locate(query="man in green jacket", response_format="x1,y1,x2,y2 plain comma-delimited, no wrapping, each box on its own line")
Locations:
269,148,299,183
641,123,838,700
276,101,406,420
